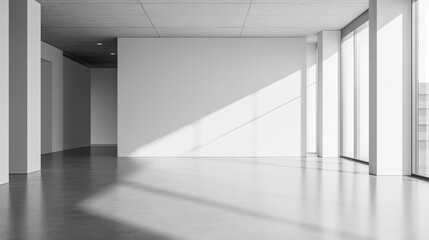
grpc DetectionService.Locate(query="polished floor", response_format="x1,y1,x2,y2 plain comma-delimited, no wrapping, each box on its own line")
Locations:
1,147,429,240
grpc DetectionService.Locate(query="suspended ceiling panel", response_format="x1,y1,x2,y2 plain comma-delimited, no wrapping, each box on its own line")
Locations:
37,0,368,67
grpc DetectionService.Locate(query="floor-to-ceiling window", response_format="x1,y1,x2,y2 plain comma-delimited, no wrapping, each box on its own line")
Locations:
341,22,369,162
414,0,429,177
355,25,369,161
341,33,355,158
307,44,317,153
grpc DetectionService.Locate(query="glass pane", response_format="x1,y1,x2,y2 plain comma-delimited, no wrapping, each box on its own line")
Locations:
356,25,369,162
341,35,355,158
416,0,429,176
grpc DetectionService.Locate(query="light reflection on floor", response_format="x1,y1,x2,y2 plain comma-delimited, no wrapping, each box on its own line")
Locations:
1,147,429,240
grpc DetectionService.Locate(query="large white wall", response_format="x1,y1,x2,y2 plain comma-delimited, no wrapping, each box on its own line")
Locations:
41,42,64,154
91,68,118,145
63,57,91,150
0,0,9,184
40,44,91,153
118,38,306,157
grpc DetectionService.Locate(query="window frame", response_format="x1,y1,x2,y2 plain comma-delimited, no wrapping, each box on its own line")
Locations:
340,21,369,162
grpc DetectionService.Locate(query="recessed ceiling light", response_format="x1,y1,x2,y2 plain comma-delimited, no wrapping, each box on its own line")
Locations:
97,42,103,46
110,52,116,56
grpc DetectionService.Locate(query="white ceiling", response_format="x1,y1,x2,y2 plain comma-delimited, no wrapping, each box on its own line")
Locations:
37,0,368,67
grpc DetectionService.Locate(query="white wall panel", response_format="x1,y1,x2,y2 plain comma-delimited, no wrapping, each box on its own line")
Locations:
41,43,90,153
91,68,118,145
41,60,53,154
118,38,306,157
41,42,64,153
0,0,9,184
63,57,91,150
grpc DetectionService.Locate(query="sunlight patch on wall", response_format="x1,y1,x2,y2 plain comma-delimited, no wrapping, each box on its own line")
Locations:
129,70,302,157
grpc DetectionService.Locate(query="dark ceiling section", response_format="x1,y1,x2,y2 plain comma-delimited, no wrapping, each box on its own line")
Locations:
50,41,118,68
38,0,151,68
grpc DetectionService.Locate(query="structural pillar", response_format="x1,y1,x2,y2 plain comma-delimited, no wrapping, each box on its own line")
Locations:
9,0,41,174
0,0,9,184
368,0,412,175
317,31,341,157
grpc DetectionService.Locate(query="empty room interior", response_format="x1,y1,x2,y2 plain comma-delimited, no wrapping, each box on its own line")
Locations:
2,0,429,239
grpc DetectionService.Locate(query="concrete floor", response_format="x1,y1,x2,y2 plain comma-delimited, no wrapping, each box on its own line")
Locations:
1,147,429,240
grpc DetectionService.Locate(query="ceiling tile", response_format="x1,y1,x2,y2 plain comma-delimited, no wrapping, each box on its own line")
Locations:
37,0,139,3
152,16,247,27
241,27,335,37
252,0,367,3
245,15,354,28
144,4,249,27
249,4,368,16
157,28,242,37
42,15,153,27
139,0,250,3
144,4,250,17
42,3,145,16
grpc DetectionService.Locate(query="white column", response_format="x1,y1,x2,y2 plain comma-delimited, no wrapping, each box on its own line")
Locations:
369,0,412,175
0,0,9,184
9,0,41,174
317,31,340,157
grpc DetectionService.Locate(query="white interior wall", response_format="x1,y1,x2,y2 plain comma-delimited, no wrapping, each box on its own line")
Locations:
118,38,306,157
40,44,91,153
91,68,118,145
41,42,64,153
41,60,53,154
0,0,9,184
63,57,91,150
